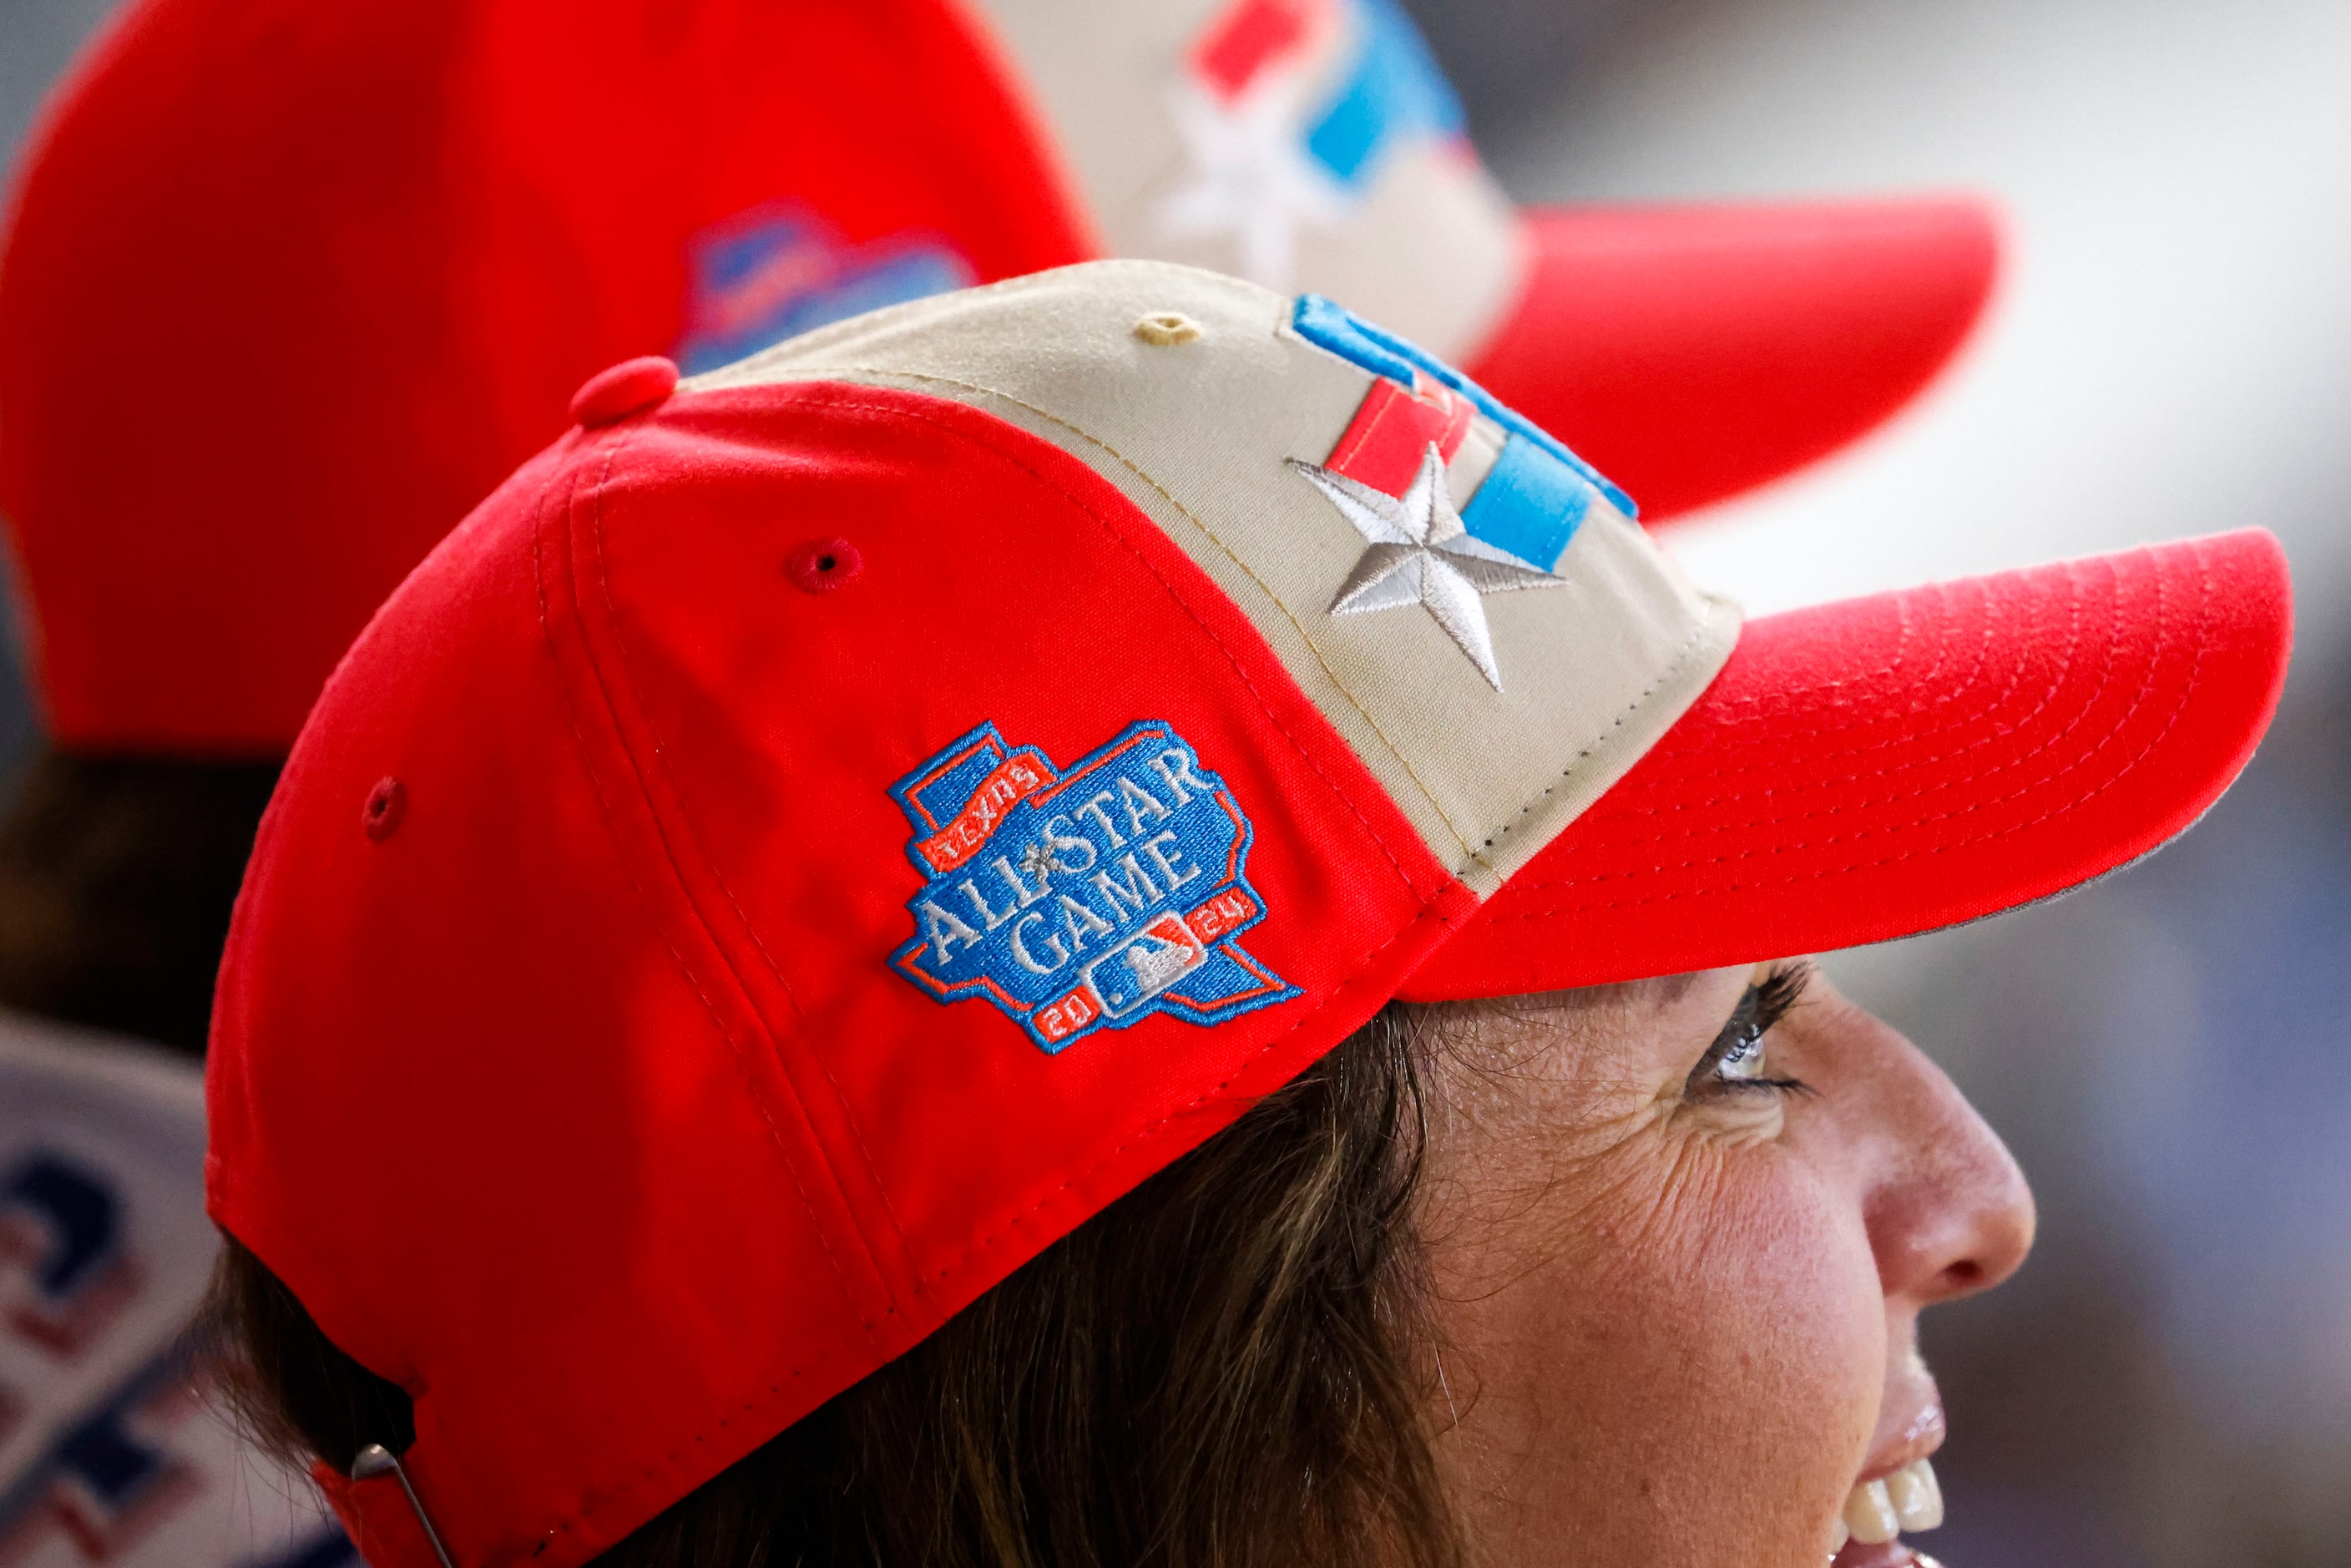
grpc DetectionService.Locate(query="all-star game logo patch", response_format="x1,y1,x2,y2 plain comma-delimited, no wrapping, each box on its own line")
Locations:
890,722,1297,1054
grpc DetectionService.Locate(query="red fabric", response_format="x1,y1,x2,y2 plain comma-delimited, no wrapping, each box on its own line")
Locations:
312,1462,441,1568
1403,529,2293,999
1322,377,1472,496
205,366,2292,1562
1466,198,2000,522
208,383,1470,1568
0,0,1090,754
1191,0,1320,100
0,1,2008,758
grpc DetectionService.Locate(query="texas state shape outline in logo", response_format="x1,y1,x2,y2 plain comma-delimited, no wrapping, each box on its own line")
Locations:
890,721,1298,1054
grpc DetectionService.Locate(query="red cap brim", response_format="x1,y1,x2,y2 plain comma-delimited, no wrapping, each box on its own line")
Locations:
1402,529,2292,999
1465,197,2000,523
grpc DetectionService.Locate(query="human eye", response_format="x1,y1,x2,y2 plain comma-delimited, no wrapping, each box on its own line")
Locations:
1685,962,1816,1100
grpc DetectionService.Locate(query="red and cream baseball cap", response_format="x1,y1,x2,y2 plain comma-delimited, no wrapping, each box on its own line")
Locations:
207,260,2286,1568
0,0,1992,755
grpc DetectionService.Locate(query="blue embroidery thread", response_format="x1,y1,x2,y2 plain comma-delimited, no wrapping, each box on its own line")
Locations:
675,200,974,375
890,721,1297,1054
1288,292,1638,520
1302,0,1467,189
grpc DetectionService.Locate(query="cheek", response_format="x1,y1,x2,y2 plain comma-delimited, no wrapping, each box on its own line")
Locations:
1431,1141,1884,1564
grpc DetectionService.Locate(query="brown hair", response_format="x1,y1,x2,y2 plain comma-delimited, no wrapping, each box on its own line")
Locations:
0,746,281,1053
210,1003,1464,1567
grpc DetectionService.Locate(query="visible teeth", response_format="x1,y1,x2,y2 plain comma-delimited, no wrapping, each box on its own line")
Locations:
1887,1459,1944,1531
1832,1458,1944,1556
1843,1478,1900,1545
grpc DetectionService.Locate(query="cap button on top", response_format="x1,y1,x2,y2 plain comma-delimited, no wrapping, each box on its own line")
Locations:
570,356,680,427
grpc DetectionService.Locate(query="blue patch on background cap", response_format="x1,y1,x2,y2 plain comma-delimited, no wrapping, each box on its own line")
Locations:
1303,0,1467,188
891,722,1297,1055
675,200,973,375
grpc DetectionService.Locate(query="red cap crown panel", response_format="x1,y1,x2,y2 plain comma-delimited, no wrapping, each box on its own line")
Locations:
208,384,1465,1565
569,387,1461,1273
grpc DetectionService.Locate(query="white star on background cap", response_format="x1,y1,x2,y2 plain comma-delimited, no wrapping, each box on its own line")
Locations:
1152,82,1346,291
1292,443,1565,690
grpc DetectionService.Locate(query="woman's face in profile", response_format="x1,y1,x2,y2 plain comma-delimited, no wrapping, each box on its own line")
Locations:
1421,963,2035,1566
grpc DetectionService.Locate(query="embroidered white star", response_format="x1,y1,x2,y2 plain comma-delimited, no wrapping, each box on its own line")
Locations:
1292,443,1565,691
1151,81,1345,291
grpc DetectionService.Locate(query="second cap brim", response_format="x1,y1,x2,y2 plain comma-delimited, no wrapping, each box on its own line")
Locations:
1402,529,2292,999
1466,196,2000,523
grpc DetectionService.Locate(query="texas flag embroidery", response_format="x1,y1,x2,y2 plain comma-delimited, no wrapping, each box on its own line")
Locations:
1284,293,1641,690
890,722,1297,1053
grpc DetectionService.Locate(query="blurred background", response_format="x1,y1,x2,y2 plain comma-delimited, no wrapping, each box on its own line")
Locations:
1459,5,2351,1565
5,0,2347,1564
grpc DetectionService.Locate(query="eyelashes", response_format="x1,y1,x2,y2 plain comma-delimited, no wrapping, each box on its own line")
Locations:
1686,960,1818,1101
1748,961,1815,1039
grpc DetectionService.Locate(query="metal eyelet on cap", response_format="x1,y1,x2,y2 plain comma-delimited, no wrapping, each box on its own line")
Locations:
786,538,863,594
1133,311,1204,346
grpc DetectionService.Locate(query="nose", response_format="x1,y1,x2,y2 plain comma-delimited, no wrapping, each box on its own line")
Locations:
1847,1013,2037,1307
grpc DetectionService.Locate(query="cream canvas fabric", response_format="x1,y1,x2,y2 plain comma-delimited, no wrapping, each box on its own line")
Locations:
962,0,1526,366
693,262,1738,893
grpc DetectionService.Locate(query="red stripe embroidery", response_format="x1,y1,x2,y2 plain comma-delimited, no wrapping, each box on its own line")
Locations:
1322,377,1472,498
1191,0,1322,101
914,753,1051,873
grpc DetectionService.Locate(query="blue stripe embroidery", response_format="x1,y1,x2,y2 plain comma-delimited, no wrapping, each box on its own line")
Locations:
1288,293,1639,519
1459,435,1599,570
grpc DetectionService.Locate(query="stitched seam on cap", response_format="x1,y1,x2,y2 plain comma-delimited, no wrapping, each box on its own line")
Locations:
1532,554,2124,857
1707,593,1920,714
1671,574,2067,776
1460,607,1725,873
533,453,878,1345
780,364,1490,871
579,450,929,1307
1491,549,2216,912
1570,567,2084,831
781,384,1445,903
1706,579,2005,745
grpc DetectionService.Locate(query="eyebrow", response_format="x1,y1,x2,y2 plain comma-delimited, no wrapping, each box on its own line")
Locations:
1640,972,1703,1005
1439,969,1706,1027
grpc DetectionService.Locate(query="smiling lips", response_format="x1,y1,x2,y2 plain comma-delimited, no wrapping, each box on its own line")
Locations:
1829,1378,1949,1567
